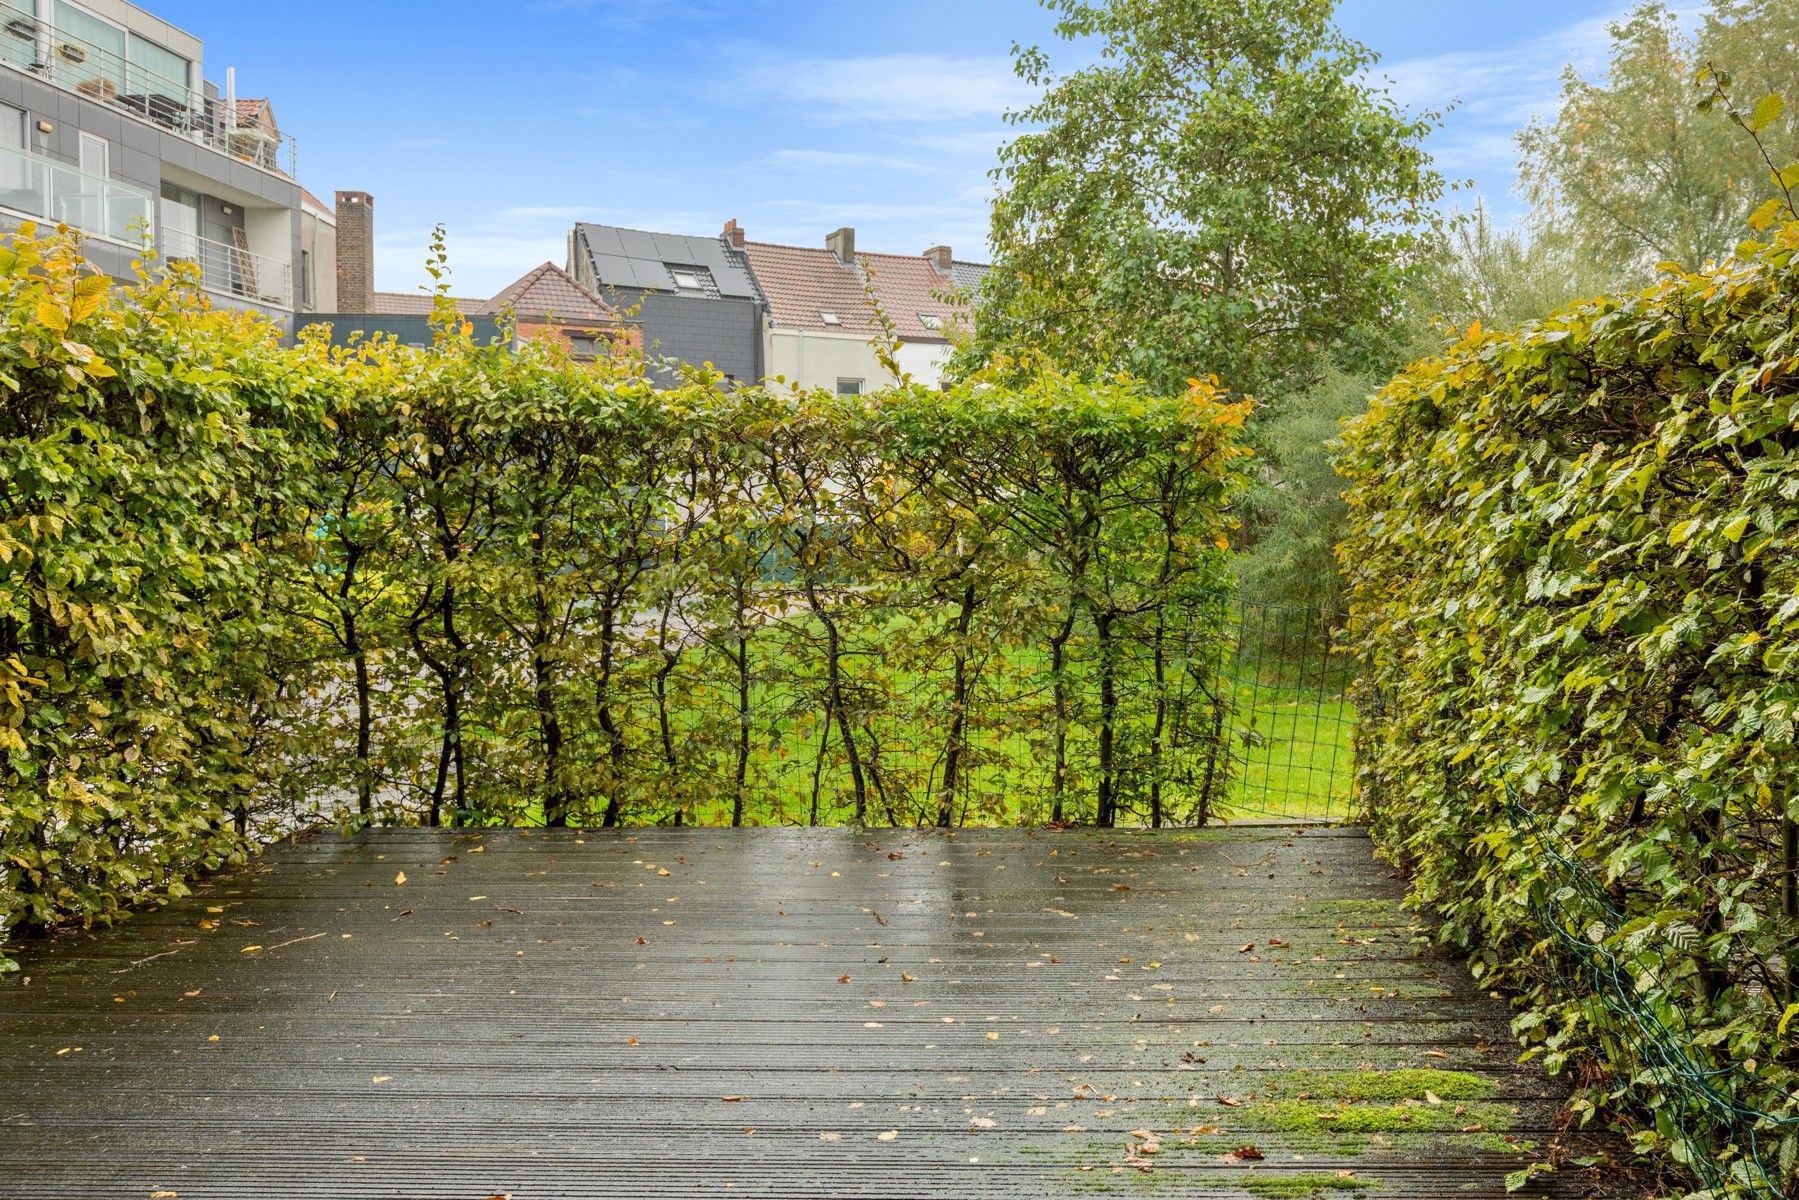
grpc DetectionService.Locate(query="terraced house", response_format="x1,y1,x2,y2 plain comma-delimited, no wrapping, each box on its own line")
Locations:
0,0,321,330
567,216,984,390
733,222,983,393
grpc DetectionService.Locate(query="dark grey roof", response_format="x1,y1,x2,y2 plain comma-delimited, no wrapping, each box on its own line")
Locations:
574,223,760,300
949,260,990,293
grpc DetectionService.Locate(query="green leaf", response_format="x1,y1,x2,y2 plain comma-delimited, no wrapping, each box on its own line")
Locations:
1748,92,1784,133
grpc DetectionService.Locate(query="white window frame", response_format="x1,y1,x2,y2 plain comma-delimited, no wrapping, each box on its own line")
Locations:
836,378,862,397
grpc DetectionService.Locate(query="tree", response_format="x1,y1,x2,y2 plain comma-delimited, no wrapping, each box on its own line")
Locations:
1518,0,1799,281
961,0,1444,398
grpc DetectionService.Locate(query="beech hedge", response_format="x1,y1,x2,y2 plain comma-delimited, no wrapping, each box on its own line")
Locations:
0,226,1250,966
1339,223,1799,1194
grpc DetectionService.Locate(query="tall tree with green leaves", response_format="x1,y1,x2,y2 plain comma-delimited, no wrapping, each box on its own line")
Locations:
961,0,1444,398
1518,0,1799,281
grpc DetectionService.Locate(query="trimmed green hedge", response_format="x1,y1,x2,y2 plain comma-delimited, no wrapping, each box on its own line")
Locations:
1339,224,1799,1194
0,226,1250,965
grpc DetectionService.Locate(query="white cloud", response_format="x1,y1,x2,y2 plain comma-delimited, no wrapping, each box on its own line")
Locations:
736,52,1031,125
1375,2,1706,217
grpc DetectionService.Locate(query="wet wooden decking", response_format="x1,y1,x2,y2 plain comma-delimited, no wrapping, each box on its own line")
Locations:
0,826,1621,1199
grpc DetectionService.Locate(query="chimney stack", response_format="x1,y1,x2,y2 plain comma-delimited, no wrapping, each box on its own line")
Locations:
335,190,374,314
925,245,953,273
827,226,856,266
722,218,746,250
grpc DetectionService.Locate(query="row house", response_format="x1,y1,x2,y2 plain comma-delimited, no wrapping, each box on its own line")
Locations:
568,217,985,392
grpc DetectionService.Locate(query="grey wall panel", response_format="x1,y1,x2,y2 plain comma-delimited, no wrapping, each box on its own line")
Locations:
296,313,509,349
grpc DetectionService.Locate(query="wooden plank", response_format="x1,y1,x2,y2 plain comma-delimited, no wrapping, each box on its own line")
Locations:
0,827,1629,1198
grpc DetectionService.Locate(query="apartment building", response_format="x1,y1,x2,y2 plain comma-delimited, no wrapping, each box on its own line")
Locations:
0,0,310,329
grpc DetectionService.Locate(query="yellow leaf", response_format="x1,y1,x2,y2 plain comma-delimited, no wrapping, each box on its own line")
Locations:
34,302,67,333
371,1075,392,1084
394,870,407,885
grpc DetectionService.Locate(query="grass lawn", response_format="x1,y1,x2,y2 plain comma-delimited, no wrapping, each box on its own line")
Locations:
1224,676,1357,821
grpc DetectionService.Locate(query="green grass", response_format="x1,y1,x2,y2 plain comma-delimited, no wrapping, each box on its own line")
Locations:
1223,675,1357,822
451,613,1357,829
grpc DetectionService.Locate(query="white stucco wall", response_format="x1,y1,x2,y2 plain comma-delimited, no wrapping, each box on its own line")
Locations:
895,339,953,389
765,327,887,394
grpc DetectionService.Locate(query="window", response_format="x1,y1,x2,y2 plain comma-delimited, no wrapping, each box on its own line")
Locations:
299,248,311,308
919,313,943,331
0,15,35,72
160,181,199,253
568,333,598,359
54,2,126,99
667,266,709,291
0,104,26,203
819,309,841,326
125,31,189,100
836,378,862,396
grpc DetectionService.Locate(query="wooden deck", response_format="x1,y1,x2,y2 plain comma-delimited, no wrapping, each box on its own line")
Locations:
0,826,1622,1199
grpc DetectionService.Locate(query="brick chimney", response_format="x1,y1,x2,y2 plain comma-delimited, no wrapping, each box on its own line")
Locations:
925,245,953,273
722,218,745,249
335,190,374,314
827,226,856,266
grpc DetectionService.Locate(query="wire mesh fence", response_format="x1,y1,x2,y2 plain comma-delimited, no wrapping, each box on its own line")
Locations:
1217,600,1358,822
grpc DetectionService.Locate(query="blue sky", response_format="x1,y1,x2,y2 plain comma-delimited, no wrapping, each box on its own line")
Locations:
148,0,1646,298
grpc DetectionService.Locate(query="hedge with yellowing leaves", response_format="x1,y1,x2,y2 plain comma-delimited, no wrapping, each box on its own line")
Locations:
0,228,318,962
1338,224,1799,1194
0,225,1252,970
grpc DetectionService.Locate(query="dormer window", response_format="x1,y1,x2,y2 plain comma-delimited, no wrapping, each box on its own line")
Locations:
820,310,841,326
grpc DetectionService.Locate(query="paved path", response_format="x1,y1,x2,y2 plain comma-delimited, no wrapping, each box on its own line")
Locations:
0,826,1620,1199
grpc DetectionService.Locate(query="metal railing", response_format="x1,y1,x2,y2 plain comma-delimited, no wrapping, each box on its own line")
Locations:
0,140,151,241
161,226,291,308
0,1,297,178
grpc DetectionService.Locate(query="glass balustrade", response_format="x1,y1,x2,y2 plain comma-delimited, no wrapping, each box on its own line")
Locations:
0,141,152,241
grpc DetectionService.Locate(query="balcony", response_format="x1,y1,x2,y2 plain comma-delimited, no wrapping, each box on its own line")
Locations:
0,139,150,241
161,225,291,309
0,1,298,178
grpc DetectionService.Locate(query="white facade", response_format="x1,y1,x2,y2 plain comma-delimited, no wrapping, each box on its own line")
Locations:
764,326,888,394
894,339,953,389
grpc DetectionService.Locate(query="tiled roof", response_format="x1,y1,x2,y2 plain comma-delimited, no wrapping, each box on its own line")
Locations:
479,262,616,323
859,251,976,343
743,240,984,341
949,260,989,294
300,188,333,219
742,242,879,336
367,290,472,316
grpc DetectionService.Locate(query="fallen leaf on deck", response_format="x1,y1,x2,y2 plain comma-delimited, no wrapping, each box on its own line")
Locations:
371,1075,392,1084
876,1130,899,1141
394,871,407,885
1230,1145,1264,1161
